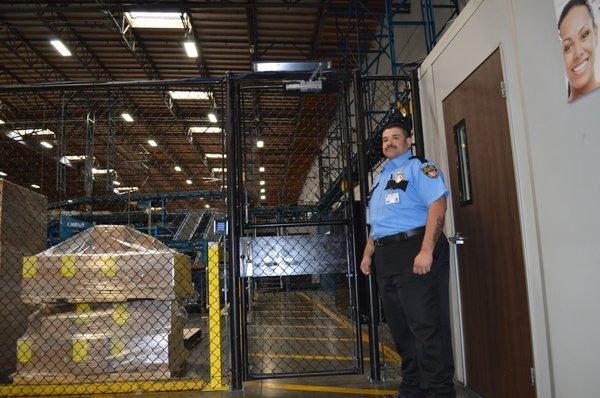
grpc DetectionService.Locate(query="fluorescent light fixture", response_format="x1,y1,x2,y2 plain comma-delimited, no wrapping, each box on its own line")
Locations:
91,168,115,175
260,188,265,193
64,155,86,161
189,126,221,134
174,165,182,172
184,41,198,58
114,186,139,194
212,167,226,173
259,166,265,172
0,171,7,177
67,199,73,203
121,112,134,122
112,181,121,186
60,155,92,165
7,129,55,141
205,153,226,159
125,12,187,29
31,184,40,189
168,91,210,100
208,113,218,123
40,141,53,149
147,139,158,147
260,195,266,200
50,39,72,56
256,140,264,148
0,119,5,124
259,180,265,186
186,179,193,185
205,204,210,209
253,60,332,73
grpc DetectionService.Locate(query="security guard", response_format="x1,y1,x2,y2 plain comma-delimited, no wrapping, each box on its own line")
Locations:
360,121,455,398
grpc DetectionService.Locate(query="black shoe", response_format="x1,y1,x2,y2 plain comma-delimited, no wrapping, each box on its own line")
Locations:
0,375,13,384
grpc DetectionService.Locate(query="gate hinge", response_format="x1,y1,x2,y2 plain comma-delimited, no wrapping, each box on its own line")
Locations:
530,367,536,386
500,81,507,98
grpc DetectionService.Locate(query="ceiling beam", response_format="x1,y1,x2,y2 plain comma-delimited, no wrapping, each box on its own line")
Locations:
0,20,68,82
310,0,328,59
246,0,258,63
185,12,210,77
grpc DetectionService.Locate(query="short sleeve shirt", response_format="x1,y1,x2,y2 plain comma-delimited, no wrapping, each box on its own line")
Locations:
368,150,449,239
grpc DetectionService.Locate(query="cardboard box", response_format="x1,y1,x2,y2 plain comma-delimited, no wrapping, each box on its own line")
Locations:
27,300,185,339
15,332,186,379
0,180,47,376
21,225,192,303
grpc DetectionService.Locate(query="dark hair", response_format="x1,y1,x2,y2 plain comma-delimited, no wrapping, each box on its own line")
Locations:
383,120,412,138
558,0,596,30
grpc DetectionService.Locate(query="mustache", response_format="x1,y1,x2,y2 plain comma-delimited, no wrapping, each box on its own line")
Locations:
384,145,397,150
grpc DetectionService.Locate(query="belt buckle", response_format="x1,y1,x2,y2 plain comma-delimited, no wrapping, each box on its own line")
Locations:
375,238,383,247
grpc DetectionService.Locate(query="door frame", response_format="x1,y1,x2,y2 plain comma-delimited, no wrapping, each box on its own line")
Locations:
426,43,552,396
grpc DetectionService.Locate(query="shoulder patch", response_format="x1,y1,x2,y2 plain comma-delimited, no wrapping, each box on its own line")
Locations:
409,155,428,164
421,164,440,178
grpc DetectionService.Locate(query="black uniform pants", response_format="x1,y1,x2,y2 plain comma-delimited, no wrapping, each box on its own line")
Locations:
375,234,455,398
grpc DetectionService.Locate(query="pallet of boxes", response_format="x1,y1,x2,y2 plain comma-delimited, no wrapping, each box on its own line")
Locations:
0,180,47,384
16,224,193,384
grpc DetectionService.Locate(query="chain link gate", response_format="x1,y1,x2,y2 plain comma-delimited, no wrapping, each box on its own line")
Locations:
225,71,364,380
0,79,231,396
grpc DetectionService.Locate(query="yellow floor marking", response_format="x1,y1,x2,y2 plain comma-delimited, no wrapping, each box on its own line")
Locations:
262,382,397,396
253,352,356,361
250,324,344,329
0,379,213,397
252,316,331,320
298,292,402,364
252,310,323,314
250,335,355,342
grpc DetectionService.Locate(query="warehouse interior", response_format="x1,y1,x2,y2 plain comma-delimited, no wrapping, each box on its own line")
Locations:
0,1,598,398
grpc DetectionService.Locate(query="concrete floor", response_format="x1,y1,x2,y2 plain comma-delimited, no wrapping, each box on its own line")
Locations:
77,375,481,398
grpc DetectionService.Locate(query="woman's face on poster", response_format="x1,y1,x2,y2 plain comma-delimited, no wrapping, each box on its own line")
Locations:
559,5,599,95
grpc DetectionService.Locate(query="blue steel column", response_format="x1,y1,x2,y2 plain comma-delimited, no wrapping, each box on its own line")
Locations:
353,70,382,382
385,0,398,77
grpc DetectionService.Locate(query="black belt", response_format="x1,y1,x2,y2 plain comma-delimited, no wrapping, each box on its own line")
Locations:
374,227,426,247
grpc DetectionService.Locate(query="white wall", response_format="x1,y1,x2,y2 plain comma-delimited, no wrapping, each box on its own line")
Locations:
418,0,600,396
509,0,600,396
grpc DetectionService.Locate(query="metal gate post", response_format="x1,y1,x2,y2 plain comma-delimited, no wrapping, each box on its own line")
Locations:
339,79,364,374
226,72,243,390
410,70,425,158
352,70,382,382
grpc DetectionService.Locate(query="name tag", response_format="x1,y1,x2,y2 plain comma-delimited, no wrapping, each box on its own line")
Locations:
385,192,399,205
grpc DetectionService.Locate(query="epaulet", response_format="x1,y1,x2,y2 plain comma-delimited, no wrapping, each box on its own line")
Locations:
409,156,428,164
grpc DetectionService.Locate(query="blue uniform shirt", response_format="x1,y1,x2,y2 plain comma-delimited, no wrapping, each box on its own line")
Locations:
368,150,449,239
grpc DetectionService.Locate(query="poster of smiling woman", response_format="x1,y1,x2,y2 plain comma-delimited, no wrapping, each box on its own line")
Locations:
555,0,600,102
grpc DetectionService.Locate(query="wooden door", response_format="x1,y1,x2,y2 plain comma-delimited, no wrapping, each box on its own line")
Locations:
442,49,535,398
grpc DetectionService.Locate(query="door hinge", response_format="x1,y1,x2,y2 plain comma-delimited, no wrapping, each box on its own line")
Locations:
530,367,536,386
500,81,507,98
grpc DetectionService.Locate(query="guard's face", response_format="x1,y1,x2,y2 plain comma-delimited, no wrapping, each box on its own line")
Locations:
382,127,411,159
559,5,599,95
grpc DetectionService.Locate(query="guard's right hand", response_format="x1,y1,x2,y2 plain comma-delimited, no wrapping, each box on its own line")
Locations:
360,257,372,275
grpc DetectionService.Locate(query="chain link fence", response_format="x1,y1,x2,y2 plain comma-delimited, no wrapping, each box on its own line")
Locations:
0,72,416,394
0,81,230,395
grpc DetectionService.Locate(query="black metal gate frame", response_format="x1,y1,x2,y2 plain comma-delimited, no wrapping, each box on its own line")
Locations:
225,70,363,383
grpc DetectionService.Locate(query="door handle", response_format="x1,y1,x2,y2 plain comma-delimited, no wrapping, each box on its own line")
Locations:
448,233,466,245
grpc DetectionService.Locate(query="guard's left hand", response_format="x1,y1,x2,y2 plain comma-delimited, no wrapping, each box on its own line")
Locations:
413,250,433,275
